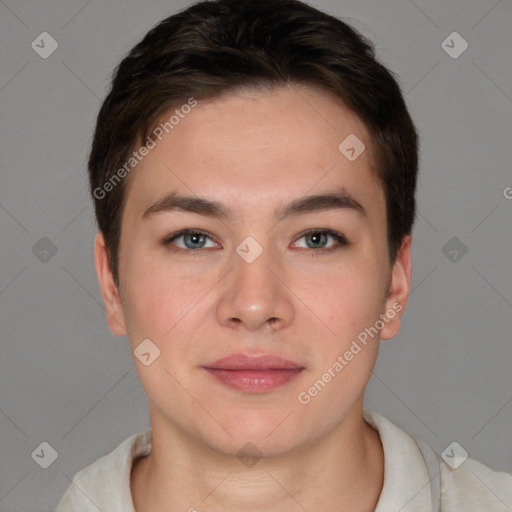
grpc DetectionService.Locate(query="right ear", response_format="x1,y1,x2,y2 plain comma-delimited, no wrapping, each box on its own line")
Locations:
93,232,128,337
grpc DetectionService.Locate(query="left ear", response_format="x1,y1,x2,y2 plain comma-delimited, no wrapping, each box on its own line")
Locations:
380,234,412,340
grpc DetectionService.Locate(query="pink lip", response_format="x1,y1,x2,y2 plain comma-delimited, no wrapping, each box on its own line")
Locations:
204,354,303,370
201,354,304,393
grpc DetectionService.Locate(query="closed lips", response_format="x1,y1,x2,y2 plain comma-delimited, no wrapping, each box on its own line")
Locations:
202,354,304,371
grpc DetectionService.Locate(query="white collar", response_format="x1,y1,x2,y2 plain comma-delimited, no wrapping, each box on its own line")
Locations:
62,409,436,511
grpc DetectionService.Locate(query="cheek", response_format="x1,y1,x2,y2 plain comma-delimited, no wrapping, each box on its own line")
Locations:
120,248,220,343
303,267,384,398
120,249,182,339
302,260,385,336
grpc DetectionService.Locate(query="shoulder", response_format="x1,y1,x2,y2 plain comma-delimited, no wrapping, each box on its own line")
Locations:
363,409,511,511
56,430,152,512
438,452,512,511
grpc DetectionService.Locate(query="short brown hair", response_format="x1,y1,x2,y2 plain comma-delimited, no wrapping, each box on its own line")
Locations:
88,0,419,286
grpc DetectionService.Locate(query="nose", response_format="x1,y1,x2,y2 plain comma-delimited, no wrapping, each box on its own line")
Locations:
216,243,294,332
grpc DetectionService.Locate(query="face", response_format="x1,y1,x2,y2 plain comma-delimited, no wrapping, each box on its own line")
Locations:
95,84,411,457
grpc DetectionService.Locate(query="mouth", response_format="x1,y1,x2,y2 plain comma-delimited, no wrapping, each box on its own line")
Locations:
201,353,305,393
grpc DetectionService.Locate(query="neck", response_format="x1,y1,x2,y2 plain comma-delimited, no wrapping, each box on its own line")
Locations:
131,402,384,512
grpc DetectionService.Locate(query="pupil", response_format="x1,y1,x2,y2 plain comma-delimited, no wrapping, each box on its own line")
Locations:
308,233,326,248
186,234,204,249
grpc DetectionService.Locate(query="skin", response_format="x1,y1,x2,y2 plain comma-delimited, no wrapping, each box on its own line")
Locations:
95,84,412,512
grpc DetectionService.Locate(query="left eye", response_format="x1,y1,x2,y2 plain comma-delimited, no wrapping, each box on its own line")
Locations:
292,229,347,251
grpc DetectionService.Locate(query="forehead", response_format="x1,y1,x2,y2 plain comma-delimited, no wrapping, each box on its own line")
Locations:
123,84,383,220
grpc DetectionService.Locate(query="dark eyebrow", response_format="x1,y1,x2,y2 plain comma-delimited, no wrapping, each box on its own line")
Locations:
275,190,366,221
142,189,366,222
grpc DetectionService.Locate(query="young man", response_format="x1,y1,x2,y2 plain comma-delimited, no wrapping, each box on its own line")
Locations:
57,0,512,510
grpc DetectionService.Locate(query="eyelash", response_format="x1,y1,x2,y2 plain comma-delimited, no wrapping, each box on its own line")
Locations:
162,228,348,255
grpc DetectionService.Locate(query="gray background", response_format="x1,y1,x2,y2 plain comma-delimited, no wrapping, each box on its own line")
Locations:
1,0,511,510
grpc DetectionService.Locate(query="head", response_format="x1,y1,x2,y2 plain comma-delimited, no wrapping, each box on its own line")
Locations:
92,0,418,456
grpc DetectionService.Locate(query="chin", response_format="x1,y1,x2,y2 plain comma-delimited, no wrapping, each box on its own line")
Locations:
195,411,310,460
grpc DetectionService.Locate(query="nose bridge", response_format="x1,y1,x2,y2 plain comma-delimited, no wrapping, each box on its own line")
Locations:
216,235,293,331
234,237,276,298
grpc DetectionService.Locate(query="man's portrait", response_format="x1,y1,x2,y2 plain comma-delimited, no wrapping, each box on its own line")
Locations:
1,1,511,510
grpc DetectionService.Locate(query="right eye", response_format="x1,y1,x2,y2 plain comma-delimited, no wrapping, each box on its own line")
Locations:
162,229,220,252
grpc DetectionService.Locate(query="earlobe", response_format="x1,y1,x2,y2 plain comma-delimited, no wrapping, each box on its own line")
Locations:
93,232,128,337
380,235,412,341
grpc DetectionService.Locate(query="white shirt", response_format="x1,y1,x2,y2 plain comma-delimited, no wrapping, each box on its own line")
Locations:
56,409,512,511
